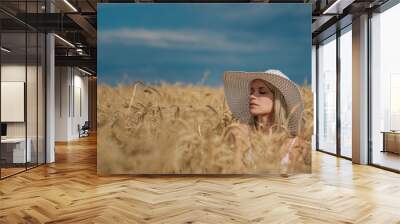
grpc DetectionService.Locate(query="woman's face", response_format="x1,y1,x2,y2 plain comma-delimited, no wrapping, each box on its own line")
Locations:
249,79,274,116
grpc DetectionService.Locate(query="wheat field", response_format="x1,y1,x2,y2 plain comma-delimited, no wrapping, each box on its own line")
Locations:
97,81,313,175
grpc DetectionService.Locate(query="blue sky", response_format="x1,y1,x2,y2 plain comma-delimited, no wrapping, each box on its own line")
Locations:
98,3,311,86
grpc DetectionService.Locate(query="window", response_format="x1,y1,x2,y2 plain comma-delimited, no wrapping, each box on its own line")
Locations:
370,2,400,171
339,26,352,158
317,35,337,154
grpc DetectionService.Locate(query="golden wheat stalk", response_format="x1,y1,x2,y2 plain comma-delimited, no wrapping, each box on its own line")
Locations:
127,81,145,112
98,82,313,174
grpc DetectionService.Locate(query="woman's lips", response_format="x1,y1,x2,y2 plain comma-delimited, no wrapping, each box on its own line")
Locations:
249,102,258,107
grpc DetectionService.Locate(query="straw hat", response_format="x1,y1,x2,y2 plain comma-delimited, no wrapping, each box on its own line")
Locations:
223,69,304,135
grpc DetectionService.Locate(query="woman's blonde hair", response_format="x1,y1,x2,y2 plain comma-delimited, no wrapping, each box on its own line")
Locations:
249,80,288,132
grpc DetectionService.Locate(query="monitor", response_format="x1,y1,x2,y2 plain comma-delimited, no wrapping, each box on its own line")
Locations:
1,123,7,137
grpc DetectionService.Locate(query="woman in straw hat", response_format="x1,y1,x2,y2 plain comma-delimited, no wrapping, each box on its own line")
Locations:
223,69,308,175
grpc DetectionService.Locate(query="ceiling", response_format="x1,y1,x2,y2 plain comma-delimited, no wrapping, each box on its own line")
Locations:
0,0,392,75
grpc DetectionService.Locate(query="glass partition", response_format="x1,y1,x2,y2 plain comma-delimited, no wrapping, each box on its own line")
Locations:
27,30,38,169
1,30,28,177
0,1,46,179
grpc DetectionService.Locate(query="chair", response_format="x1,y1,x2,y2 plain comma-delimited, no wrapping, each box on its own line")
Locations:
79,121,90,138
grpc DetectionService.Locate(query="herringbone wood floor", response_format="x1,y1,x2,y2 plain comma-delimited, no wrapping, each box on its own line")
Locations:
1,135,400,224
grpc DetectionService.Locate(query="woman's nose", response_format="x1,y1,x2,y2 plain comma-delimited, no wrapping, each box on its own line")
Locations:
249,94,256,100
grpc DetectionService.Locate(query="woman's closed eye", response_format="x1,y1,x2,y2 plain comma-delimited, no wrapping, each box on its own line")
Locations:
259,87,269,95
250,87,271,96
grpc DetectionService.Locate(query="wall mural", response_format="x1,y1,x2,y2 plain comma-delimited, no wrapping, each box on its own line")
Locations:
97,3,312,175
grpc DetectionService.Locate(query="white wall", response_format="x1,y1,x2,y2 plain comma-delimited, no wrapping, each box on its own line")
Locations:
55,67,89,141
1,65,26,81
1,65,40,137
72,72,89,138
55,66,69,141
1,82,25,122
1,63,46,164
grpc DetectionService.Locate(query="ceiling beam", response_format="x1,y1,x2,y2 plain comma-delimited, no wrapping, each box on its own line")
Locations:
67,13,97,43
55,55,96,73
323,0,356,14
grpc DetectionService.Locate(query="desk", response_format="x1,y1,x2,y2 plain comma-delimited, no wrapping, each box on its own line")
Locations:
1,138,31,163
381,131,400,154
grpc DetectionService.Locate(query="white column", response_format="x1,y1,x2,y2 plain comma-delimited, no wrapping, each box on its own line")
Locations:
55,67,73,141
312,45,317,151
46,1,55,163
352,14,369,164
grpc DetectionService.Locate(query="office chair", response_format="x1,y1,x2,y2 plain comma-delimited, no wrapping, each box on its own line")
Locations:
79,121,90,138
